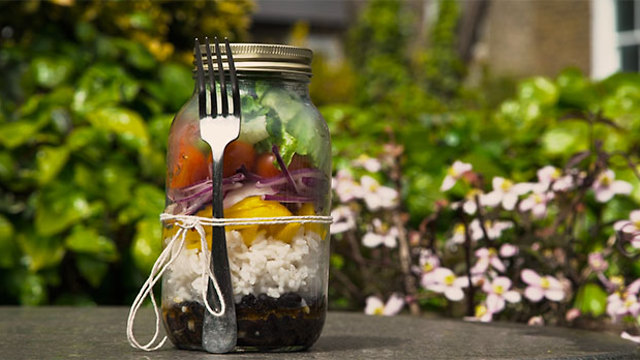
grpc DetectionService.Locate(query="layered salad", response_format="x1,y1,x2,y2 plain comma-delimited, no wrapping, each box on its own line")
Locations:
161,81,330,350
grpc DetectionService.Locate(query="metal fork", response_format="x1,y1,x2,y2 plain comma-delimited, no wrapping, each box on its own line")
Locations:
194,37,240,354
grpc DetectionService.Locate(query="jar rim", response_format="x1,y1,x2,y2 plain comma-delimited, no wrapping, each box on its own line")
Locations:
193,42,313,76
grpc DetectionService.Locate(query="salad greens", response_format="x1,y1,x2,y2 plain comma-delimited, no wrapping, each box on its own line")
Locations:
241,82,328,172
167,78,330,217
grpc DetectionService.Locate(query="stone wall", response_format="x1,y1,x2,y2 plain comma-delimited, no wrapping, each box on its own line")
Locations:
474,0,591,78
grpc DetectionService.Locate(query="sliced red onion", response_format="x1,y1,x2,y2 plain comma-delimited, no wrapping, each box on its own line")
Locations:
272,145,300,194
222,182,278,209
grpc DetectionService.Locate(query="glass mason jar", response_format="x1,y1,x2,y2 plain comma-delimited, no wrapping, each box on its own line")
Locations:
160,44,331,352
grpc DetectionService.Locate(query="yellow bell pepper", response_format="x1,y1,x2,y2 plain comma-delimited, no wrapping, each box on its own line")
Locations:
298,203,328,239
224,196,300,245
165,196,315,250
163,205,213,251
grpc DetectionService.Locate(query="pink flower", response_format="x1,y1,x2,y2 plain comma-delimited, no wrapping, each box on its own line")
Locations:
360,175,398,211
588,252,608,272
485,220,513,240
628,279,640,294
464,303,493,323
365,294,404,316
423,267,469,301
527,316,544,326
499,243,519,257
419,250,440,289
565,308,581,322
607,292,640,323
468,219,513,242
472,248,506,274
352,154,382,173
417,249,440,277
519,191,554,219
483,276,521,313
537,165,561,185
537,166,575,192
330,205,356,234
606,278,640,323
452,189,485,215
521,269,565,302
333,170,363,203
362,218,398,248
592,169,632,203
621,331,640,344
614,210,640,248
441,160,472,191
482,177,534,210
447,223,468,245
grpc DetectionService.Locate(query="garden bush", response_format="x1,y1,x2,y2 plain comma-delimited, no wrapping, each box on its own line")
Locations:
0,0,252,305
325,0,640,341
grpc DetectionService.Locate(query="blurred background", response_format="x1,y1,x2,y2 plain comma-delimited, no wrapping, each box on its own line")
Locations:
1,0,640,325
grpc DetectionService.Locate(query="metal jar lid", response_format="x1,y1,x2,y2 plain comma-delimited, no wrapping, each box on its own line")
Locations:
194,42,313,76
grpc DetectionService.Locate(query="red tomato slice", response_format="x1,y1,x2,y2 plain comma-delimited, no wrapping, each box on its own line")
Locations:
170,140,209,189
222,140,256,177
255,152,281,178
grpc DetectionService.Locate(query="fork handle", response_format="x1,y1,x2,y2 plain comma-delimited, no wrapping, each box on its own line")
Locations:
202,157,237,353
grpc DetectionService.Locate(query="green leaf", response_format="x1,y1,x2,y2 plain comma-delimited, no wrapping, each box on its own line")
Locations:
557,68,593,109
31,56,74,89
72,64,139,114
541,122,589,157
75,254,109,288
131,217,162,274
118,184,165,224
330,254,344,270
20,273,48,306
0,214,17,268
0,121,44,148
261,88,306,123
574,283,607,317
73,164,101,196
128,11,154,30
0,151,15,181
66,126,110,151
112,38,156,70
17,231,65,272
65,225,118,262
36,146,69,185
519,77,559,105
100,161,137,210
35,184,98,236
148,114,173,150
75,22,97,43
151,63,193,111
87,107,149,149
138,145,166,180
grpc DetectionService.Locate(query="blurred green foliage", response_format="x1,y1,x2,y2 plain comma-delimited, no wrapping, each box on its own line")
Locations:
324,0,640,312
0,0,252,305
325,0,640,224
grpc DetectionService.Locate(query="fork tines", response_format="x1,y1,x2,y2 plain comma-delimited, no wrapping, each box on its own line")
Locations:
194,37,240,119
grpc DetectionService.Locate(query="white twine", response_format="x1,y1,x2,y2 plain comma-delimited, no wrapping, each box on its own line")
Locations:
126,212,333,351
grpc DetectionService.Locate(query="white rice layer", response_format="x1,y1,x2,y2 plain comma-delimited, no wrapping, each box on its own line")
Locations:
163,227,323,304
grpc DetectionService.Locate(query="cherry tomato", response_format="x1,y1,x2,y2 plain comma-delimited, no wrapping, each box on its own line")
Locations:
255,153,281,178
222,140,255,177
170,141,209,189
288,154,313,171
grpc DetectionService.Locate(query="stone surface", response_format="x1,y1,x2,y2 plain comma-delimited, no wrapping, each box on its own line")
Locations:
0,307,637,359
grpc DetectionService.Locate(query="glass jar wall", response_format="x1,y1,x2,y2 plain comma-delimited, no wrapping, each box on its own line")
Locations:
160,44,331,352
